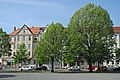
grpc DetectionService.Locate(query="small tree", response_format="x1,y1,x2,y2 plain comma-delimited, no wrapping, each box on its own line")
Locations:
13,43,28,69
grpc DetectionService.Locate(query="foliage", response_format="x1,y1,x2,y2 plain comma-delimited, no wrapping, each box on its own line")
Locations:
0,28,11,57
115,48,120,62
13,43,28,65
35,39,50,65
66,3,115,71
35,22,64,65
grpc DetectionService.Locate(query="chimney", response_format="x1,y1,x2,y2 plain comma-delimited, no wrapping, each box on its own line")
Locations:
14,26,16,31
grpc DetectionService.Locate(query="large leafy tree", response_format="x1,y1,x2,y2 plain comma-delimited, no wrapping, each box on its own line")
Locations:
67,3,115,72
35,22,64,72
0,28,11,57
13,43,29,67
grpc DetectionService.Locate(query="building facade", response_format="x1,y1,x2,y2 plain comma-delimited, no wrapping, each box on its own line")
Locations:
1,25,120,68
112,27,120,67
3,24,45,66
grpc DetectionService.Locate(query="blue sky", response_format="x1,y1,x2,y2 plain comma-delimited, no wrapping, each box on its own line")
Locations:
0,0,120,33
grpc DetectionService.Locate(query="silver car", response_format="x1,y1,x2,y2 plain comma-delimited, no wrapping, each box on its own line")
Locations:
68,66,80,71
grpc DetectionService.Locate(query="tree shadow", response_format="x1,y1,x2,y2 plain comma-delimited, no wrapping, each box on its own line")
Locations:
0,74,16,78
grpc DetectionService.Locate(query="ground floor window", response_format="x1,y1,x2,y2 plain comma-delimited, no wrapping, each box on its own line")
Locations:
34,60,36,64
7,60,14,66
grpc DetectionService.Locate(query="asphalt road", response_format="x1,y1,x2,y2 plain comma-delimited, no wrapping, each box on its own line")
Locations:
0,72,120,80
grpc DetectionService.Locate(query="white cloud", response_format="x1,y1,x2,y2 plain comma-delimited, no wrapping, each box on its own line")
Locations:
0,0,66,10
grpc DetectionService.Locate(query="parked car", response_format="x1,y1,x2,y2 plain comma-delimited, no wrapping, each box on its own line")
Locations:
113,66,120,71
88,66,99,71
68,66,80,71
107,66,115,71
97,66,107,71
19,65,36,71
20,65,32,71
34,65,49,71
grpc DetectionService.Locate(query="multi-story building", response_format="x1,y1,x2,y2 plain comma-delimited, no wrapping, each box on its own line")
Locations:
112,26,120,67
1,25,120,68
3,24,45,66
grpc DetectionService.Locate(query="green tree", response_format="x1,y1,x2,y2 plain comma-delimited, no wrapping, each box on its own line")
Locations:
13,43,29,68
115,48,120,65
35,22,64,72
35,39,50,65
0,28,11,58
67,3,115,72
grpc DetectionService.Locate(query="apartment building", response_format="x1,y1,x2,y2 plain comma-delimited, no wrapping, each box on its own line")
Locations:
3,24,45,66
1,25,120,68
112,27,120,67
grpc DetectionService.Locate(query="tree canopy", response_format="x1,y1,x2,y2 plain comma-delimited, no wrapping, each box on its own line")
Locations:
115,48,120,64
66,3,115,72
0,28,11,57
13,43,29,65
35,22,64,65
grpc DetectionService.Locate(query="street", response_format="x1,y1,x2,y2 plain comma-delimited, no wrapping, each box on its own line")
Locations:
0,72,120,80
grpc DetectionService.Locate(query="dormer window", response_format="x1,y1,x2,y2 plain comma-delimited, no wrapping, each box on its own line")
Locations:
34,36,38,41
40,29,44,32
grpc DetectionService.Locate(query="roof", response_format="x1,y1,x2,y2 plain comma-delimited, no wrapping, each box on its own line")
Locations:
9,26,120,35
30,27,41,34
113,26,120,33
9,28,21,36
9,25,45,35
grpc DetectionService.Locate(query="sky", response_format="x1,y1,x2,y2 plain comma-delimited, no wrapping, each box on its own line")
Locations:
0,0,120,33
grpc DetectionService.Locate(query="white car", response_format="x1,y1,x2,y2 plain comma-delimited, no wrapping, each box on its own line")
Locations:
68,66,80,71
19,65,36,71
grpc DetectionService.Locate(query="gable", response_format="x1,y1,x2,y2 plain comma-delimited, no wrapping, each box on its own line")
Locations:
9,25,46,36
17,25,33,35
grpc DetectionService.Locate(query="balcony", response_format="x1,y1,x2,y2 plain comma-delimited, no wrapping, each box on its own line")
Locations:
33,40,38,43
10,42,15,44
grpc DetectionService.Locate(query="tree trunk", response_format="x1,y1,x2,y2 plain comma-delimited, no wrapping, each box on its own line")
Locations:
88,58,93,72
89,63,93,72
51,56,54,72
97,60,100,71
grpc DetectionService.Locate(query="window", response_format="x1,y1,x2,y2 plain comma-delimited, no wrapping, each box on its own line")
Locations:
13,44,15,49
23,36,25,41
119,35,120,47
114,35,117,40
23,30,25,33
40,29,44,32
17,44,20,49
34,36,38,41
13,52,15,56
14,37,16,41
29,36,31,41
9,37,12,42
40,36,42,40
28,52,30,56
33,44,36,49
17,36,19,41
34,60,36,64
81,60,84,65
28,44,30,49
114,35,117,48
